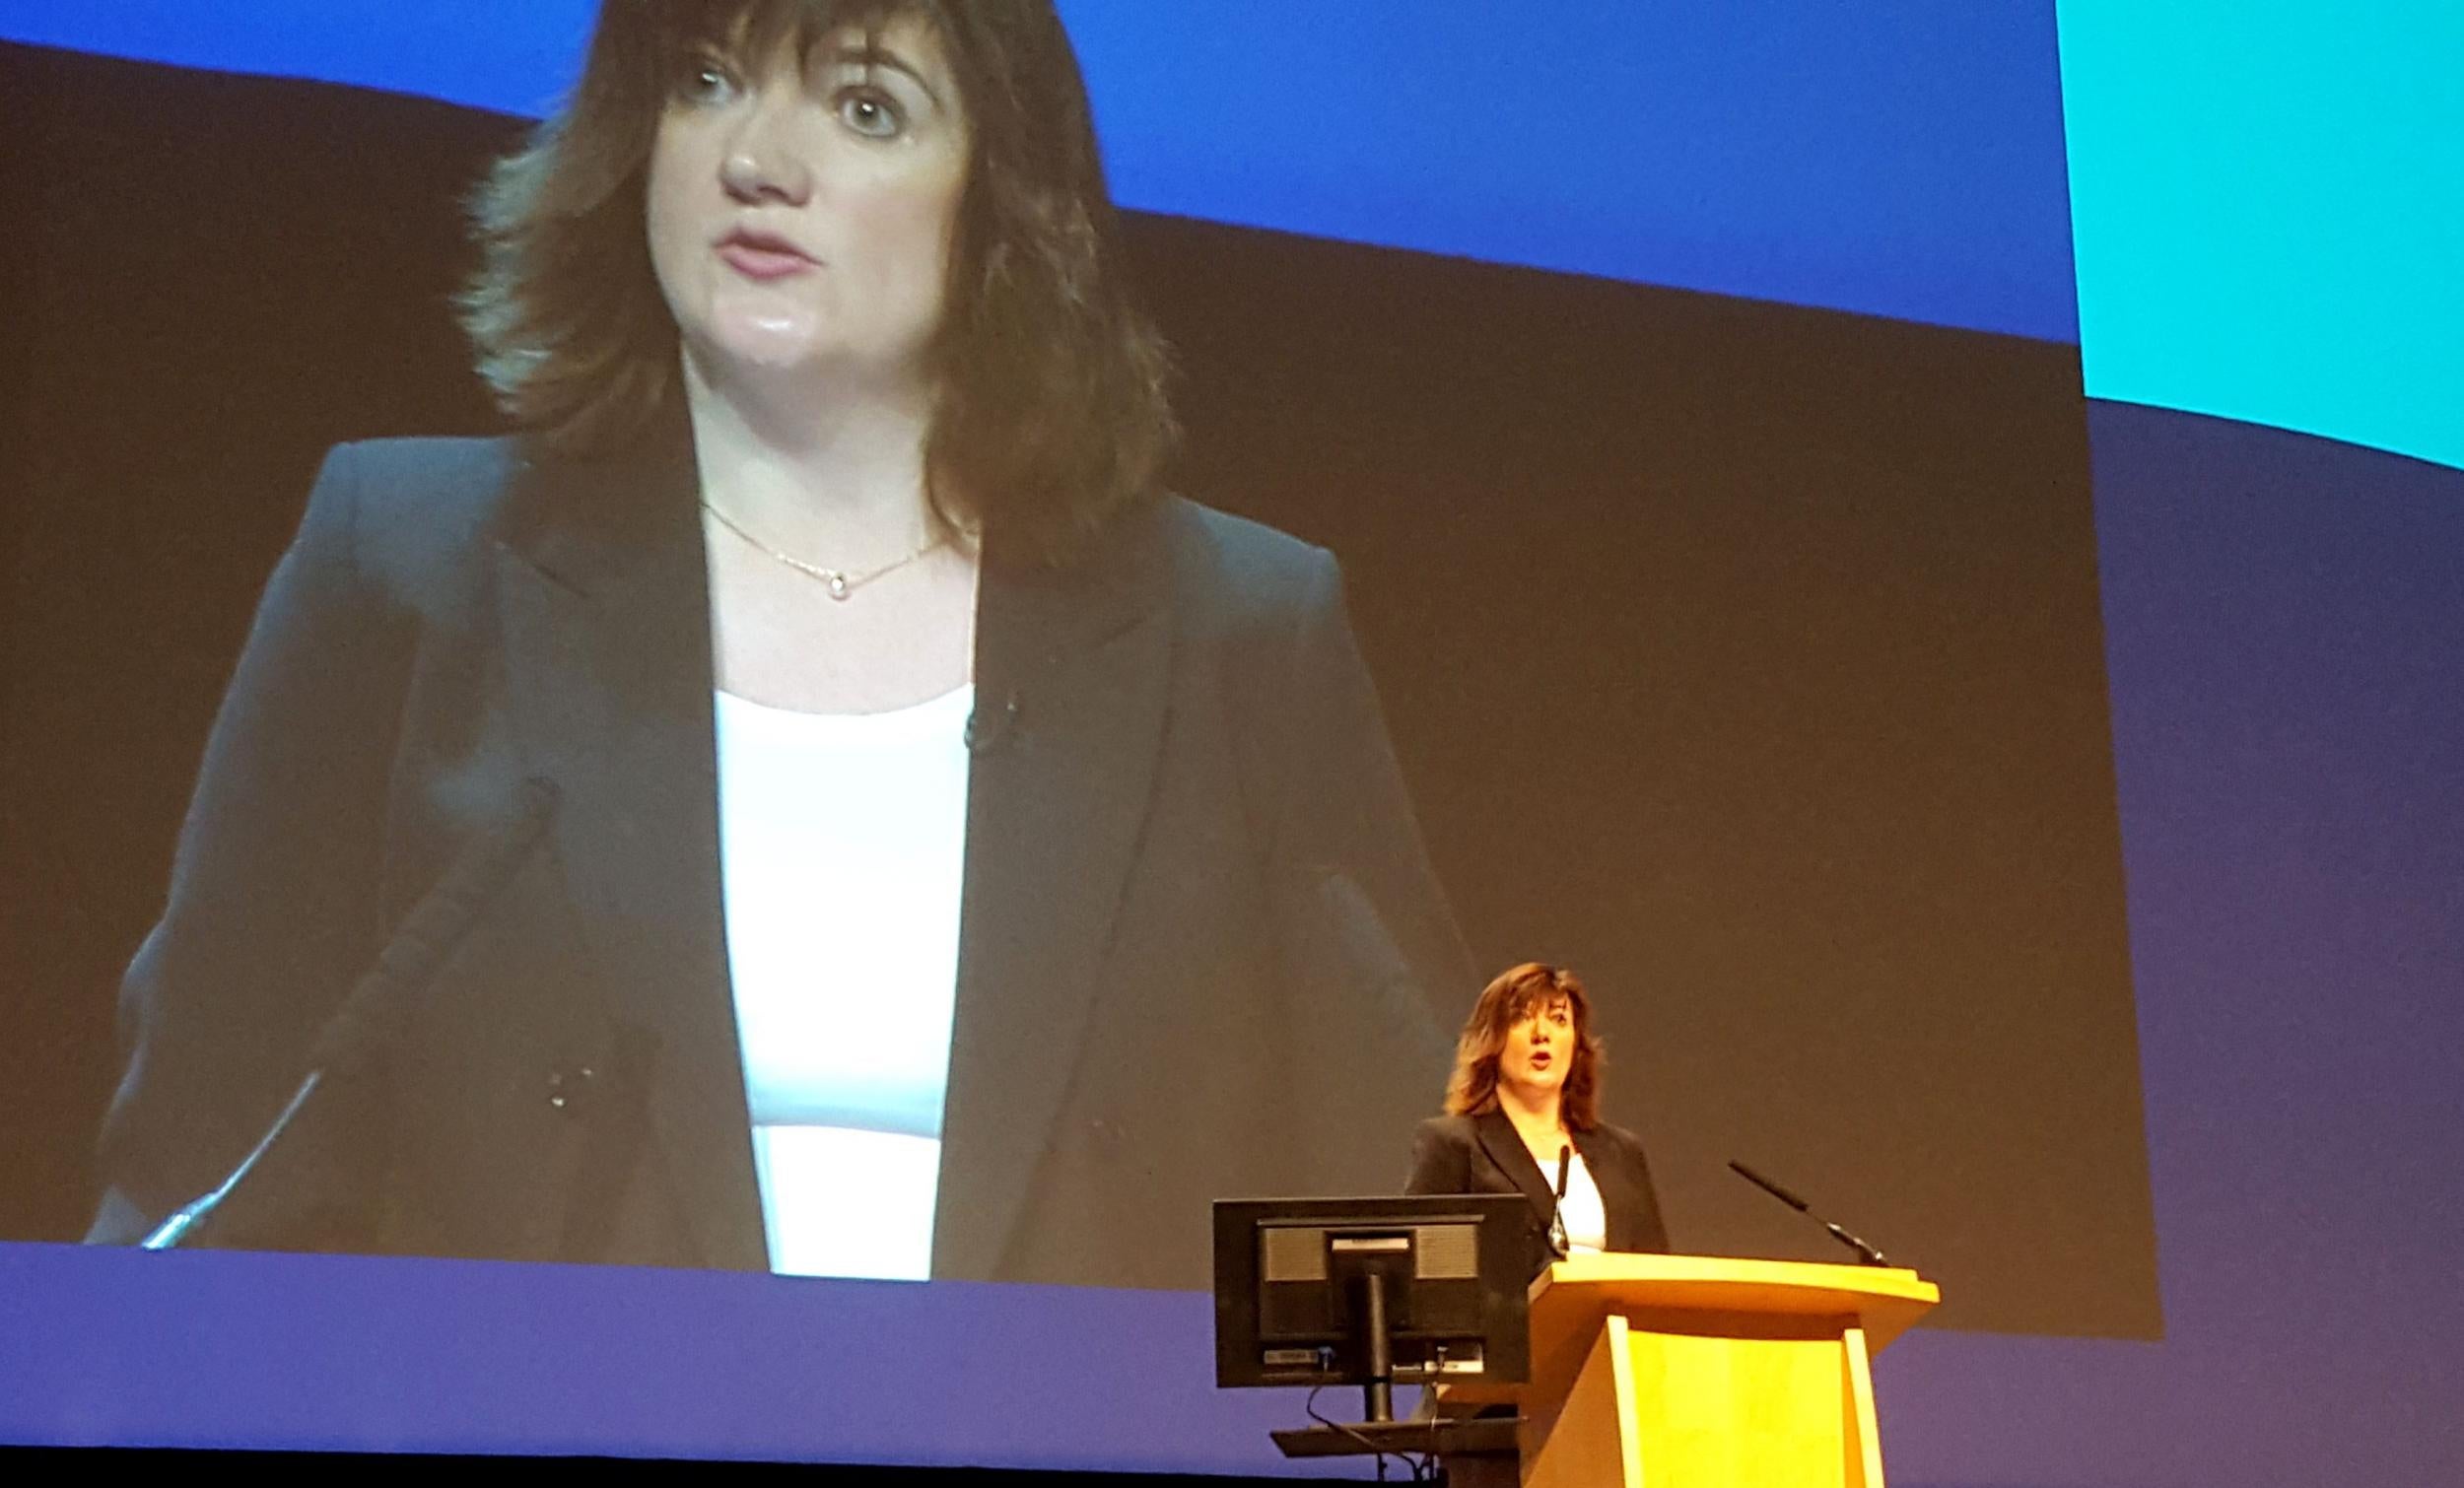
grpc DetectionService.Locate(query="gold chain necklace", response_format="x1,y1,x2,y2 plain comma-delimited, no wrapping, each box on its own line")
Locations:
700,499,947,601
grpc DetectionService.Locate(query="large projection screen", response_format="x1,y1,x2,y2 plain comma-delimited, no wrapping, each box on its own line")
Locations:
0,2,2205,1474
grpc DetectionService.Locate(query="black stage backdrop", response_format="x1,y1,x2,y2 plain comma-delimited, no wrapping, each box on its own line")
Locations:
0,44,2156,1337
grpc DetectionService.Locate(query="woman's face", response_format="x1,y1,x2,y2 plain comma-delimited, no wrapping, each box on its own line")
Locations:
646,16,971,394
1497,995,1576,1103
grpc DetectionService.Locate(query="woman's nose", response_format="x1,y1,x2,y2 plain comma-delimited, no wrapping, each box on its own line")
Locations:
719,103,814,205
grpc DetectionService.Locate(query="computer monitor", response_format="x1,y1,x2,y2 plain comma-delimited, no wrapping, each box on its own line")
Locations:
1212,1194,1535,1423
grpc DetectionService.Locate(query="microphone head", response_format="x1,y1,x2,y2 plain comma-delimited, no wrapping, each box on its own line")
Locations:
1728,1158,1813,1212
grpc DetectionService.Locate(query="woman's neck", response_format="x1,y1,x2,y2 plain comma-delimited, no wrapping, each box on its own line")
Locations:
1496,1081,1565,1142
683,353,949,563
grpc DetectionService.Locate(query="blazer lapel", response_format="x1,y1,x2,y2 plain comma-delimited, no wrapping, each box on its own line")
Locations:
490,427,768,1272
931,506,1173,1280
1473,1108,1561,1230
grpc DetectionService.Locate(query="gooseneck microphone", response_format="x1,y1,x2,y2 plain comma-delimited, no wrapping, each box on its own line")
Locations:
139,778,563,1251
1548,1144,1573,1258
1728,1158,1894,1267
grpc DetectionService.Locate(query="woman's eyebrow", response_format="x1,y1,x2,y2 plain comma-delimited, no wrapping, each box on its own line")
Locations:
822,40,946,109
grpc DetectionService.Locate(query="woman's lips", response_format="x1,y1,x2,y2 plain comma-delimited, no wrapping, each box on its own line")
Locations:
718,236,816,281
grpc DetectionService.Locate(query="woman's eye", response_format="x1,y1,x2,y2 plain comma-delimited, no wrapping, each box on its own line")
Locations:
676,59,737,106
838,89,906,139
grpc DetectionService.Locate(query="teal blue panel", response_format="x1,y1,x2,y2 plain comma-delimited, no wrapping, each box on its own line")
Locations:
2058,2,2464,470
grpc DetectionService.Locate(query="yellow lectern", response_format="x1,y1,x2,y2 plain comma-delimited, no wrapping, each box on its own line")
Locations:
1449,1253,1939,1488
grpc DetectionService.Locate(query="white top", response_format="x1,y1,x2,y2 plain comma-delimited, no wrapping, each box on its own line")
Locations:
713,685,974,1281
1557,1147,1608,1255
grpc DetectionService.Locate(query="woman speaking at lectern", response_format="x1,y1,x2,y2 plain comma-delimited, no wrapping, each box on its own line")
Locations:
87,0,1470,1286
1405,964,1669,1275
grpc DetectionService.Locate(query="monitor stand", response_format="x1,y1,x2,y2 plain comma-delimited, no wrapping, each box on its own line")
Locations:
1270,1271,1523,1461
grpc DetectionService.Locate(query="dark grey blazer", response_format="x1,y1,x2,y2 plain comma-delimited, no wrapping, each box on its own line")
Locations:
1404,1109,1670,1274
87,421,1473,1288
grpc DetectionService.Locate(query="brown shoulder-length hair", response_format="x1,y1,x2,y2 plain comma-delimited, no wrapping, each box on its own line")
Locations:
1443,963,1607,1130
459,0,1176,566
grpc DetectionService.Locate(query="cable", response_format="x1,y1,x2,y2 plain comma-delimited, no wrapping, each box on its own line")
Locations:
1303,1385,1389,1477
1302,1384,1437,1481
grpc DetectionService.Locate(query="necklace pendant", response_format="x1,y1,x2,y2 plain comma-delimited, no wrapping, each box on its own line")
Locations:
825,572,852,601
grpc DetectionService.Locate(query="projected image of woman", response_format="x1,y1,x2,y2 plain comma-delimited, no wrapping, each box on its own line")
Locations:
87,0,1471,1287
1406,964,1668,1275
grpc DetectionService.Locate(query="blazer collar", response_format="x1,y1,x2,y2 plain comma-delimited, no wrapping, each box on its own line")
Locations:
491,410,1168,681
1472,1107,1626,1245
494,405,703,613
491,415,1177,1278
1472,1107,1563,1226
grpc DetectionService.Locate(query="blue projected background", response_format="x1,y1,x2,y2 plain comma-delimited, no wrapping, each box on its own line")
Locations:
9,1,2455,469
0,0,2082,341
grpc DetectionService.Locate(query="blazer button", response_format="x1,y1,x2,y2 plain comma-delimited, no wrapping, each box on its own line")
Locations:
546,1064,598,1115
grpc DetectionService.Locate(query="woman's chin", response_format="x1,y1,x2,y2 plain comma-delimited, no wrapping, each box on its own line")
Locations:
693,327,930,402
1505,1073,1564,1104
678,293,821,370
710,325,827,376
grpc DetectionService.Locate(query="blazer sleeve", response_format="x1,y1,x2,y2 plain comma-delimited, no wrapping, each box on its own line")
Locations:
1403,1117,1472,1196
86,444,407,1248
1260,550,1476,1168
